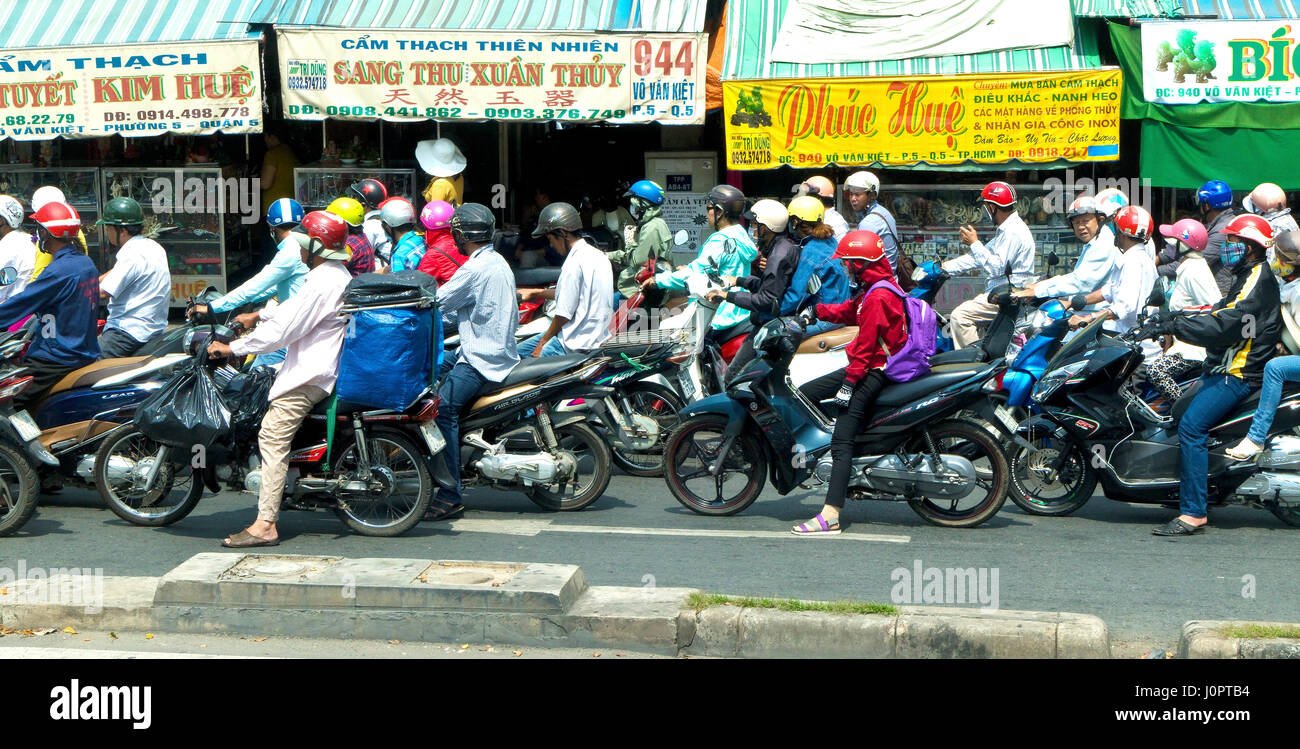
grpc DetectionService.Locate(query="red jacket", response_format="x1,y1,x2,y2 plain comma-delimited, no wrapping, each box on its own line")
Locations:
815,258,906,385
417,229,469,284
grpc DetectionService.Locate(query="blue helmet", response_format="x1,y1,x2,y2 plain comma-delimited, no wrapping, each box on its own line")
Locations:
266,198,304,228
624,180,665,206
1196,180,1233,210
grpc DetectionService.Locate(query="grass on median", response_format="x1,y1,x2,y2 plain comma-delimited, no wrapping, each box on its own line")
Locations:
688,592,897,617
1219,623,1300,639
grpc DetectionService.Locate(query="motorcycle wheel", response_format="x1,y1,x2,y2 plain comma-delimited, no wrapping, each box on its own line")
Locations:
528,422,612,511
0,442,40,536
331,428,433,536
662,414,767,516
609,382,685,478
1008,428,1097,516
906,419,1009,528
94,425,204,527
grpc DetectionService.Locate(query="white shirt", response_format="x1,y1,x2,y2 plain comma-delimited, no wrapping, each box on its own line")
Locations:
1100,241,1158,357
0,229,36,303
554,237,614,352
942,211,1037,291
229,260,351,400
1035,229,1119,299
824,207,850,242
101,235,171,343
363,211,391,265
1166,253,1221,361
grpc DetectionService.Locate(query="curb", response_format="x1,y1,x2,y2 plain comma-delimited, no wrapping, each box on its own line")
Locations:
1177,621,1300,659
0,554,1111,658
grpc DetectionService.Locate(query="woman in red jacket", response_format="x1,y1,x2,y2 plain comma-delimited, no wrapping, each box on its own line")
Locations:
793,230,907,536
417,200,469,283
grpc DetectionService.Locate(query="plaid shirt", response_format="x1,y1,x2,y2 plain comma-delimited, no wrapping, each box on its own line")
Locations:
344,232,374,276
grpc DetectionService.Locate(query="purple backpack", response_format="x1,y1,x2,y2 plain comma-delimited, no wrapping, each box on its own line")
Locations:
867,280,936,383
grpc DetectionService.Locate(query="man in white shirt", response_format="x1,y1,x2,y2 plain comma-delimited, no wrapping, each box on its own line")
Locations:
206,211,353,548
0,195,35,302
1013,195,1117,308
96,198,171,359
1069,205,1159,358
942,181,1037,348
517,201,613,357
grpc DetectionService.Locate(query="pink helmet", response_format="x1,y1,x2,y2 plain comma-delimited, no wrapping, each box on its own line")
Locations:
1159,218,1208,255
421,200,455,231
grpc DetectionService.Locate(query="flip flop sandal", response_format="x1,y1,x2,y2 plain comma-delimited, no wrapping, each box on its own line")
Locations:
222,530,280,548
792,513,841,536
422,500,465,522
1152,518,1206,537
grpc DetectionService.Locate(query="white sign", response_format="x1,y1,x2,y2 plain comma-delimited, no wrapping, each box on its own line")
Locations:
1142,20,1300,104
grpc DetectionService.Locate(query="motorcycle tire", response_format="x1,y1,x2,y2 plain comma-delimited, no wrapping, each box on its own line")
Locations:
662,413,767,516
94,425,204,527
1008,428,1097,516
0,441,40,536
330,428,433,537
906,419,1009,528
528,422,612,511
609,382,685,478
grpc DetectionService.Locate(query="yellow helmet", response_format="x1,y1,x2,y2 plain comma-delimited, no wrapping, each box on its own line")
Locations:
787,195,825,224
326,196,365,227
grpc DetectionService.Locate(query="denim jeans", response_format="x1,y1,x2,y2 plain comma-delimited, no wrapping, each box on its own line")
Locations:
516,333,568,359
1179,374,1254,518
803,320,844,337
252,348,287,368
1246,355,1300,444
434,360,489,506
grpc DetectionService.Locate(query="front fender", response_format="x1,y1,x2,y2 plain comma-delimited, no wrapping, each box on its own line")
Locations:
679,393,746,422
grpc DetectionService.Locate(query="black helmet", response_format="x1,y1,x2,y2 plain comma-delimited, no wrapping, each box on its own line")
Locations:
532,201,583,237
348,178,388,208
707,184,746,219
450,203,495,244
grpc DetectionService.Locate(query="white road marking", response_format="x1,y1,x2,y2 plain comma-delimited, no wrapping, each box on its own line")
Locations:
0,648,267,659
445,517,909,543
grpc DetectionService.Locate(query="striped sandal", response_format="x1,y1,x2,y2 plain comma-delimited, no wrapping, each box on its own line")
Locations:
792,513,841,536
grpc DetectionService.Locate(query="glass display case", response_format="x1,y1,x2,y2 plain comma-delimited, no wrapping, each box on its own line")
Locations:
294,166,419,211
0,167,103,267
102,166,243,306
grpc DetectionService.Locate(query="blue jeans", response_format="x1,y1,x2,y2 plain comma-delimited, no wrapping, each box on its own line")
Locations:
1246,355,1300,444
1179,374,1254,519
434,360,489,506
252,348,287,368
803,320,843,337
516,333,568,358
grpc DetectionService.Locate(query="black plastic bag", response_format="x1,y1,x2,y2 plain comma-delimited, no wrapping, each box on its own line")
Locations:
343,269,438,308
133,355,232,448
222,366,275,440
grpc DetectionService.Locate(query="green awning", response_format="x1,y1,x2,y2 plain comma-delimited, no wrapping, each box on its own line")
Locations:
1071,0,1184,16
1141,119,1300,189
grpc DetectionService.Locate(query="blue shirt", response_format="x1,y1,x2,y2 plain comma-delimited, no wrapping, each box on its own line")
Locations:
654,223,758,330
212,233,308,313
389,232,427,273
785,235,852,315
0,246,100,366
437,245,520,382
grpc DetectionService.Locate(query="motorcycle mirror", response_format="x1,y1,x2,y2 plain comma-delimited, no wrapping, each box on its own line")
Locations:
806,274,823,297
673,229,689,247
1046,252,1060,268
0,266,16,286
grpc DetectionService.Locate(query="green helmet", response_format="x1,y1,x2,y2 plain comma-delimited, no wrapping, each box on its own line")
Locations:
98,197,144,227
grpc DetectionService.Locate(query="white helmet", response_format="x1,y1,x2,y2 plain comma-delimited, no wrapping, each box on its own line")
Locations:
742,199,790,234
1243,182,1288,215
378,197,417,228
1095,187,1130,219
0,195,23,230
844,171,880,194
31,186,66,212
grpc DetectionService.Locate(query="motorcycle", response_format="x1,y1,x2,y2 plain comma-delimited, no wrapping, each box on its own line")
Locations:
0,295,43,535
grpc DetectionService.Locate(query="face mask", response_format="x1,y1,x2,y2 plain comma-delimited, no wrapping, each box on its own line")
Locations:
1221,241,1247,269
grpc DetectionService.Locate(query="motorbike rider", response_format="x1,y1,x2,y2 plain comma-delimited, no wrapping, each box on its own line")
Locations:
28,186,88,283
416,200,467,283
517,202,614,357
1013,195,1117,305
351,179,391,268
1195,180,1237,295
942,181,1037,349
844,171,900,275
797,176,850,241
1146,218,1222,404
326,196,373,276
1243,182,1299,235
1067,206,1159,359
0,200,99,409
641,184,758,342
425,203,520,521
95,197,171,359
1146,214,1281,536
0,195,35,302
187,199,310,368
378,197,425,273
607,179,671,307
786,195,853,335
206,210,353,548
707,198,801,373
791,230,907,536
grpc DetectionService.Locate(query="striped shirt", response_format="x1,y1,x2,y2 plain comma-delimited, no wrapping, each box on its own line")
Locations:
437,244,520,382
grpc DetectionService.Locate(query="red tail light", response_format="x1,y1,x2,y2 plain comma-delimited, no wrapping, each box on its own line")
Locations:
414,396,441,421
0,375,33,402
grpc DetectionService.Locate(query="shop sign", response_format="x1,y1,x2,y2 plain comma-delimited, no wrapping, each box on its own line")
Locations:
0,41,261,141
722,69,1122,170
1142,20,1300,104
277,28,706,125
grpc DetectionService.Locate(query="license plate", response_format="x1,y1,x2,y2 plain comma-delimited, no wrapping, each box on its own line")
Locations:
419,422,447,455
10,410,40,442
994,405,1020,433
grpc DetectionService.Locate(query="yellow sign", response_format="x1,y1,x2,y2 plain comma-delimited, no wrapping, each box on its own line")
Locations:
723,69,1122,170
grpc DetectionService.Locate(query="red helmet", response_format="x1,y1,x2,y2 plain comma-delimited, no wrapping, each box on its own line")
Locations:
980,181,1016,209
831,230,886,262
349,178,388,208
1113,205,1154,241
1223,213,1275,248
300,210,348,250
1158,218,1208,254
29,200,81,239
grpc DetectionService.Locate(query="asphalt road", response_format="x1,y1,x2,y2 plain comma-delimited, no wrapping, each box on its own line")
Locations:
4,476,1298,649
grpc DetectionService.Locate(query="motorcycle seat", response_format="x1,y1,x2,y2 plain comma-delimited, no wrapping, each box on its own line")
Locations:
46,356,151,396
482,353,591,393
797,326,857,354
874,362,990,407
930,347,986,366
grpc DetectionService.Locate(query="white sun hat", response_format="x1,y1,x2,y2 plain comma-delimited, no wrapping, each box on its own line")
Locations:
415,138,467,178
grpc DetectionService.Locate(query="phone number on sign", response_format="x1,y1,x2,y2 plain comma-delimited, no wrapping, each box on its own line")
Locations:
4,113,75,125
483,107,628,119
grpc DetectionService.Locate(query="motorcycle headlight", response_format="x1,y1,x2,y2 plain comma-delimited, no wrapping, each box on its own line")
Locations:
1032,360,1088,403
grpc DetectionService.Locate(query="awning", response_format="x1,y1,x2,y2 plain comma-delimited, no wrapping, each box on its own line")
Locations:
0,0,262,49
1179,0,1300,17
1070,0,1184,16
253,0,707,33
1141,119,1300,189
722,0,1104,80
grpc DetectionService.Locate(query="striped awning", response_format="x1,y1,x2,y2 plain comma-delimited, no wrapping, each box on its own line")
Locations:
253,0,707,33
723,0,1104,79
1071,0,1185,16
1179,0,1300,16
0,0,263,49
